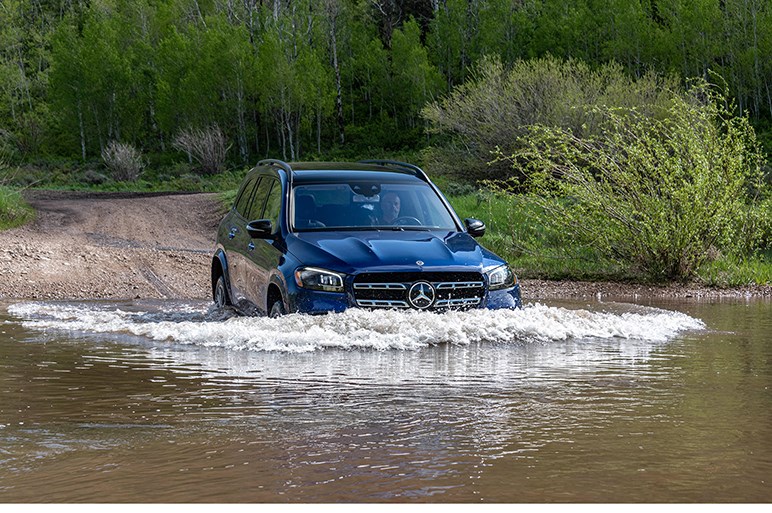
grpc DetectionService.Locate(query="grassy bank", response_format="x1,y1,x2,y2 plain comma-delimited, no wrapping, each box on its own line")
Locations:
0,185,34,230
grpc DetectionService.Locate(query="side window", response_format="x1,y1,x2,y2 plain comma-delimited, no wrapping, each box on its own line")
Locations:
246,177,273,220
264,179,282,232
235,177,259,218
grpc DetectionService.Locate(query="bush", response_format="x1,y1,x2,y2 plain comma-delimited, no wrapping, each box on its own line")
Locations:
498,81,767,282
422,55,681,182
101,141,145,182
173,125,229,175
0,185,33,230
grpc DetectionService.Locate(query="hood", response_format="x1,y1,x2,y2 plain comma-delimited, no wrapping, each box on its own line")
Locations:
286,230,504,274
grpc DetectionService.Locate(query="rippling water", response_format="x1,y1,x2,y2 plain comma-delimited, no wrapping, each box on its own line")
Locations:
1,298,769,502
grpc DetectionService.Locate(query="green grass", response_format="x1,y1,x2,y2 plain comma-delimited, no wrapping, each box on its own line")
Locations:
696,252,772,287
0,185,34,230
442,187,624,281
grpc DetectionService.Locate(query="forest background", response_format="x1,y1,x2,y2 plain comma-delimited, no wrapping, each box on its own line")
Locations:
1,0,770,285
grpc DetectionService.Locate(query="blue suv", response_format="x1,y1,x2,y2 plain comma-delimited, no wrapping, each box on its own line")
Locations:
212,160,521,316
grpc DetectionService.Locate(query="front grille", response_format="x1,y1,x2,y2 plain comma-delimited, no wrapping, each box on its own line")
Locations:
353,272,484,310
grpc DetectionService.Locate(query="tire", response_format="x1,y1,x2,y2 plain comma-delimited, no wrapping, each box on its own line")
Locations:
214,275,231,308
269,297,286,317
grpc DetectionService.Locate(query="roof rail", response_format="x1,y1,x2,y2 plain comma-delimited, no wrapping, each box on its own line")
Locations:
258,159,293,175
258,159,294,189
358,160,430,182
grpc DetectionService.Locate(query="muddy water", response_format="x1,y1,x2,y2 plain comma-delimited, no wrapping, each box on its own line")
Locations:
0,298,769,502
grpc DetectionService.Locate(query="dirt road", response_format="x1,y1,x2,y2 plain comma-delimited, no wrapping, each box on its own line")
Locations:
0,191,768,302
0,191,223,301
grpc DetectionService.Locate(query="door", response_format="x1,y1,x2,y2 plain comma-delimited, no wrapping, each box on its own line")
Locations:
243,178,284,314
225,176,260,309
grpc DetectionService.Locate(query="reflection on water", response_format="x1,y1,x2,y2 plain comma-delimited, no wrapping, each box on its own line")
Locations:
0,299,770,502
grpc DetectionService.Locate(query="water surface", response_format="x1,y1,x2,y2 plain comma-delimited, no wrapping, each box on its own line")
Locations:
1,298,769,502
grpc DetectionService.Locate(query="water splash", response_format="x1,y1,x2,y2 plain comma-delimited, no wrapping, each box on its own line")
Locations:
7,301,704,353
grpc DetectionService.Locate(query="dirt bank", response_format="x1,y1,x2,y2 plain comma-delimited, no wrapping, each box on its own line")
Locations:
0,190,223,301
0,190,768,302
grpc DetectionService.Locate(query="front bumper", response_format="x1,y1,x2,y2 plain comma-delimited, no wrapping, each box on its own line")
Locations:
288,282,522,314
485,283,522,309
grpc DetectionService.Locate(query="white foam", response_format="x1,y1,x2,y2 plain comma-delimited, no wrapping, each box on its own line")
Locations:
6,301,705,353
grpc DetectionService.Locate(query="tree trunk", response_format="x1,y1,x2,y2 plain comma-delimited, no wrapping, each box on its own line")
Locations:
317,104,322,154
329,3,345,144
77,94,86,161
236,77,248,163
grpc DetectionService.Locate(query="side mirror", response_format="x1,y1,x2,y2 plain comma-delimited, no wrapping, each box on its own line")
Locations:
464,218,486,238
246,219,275,239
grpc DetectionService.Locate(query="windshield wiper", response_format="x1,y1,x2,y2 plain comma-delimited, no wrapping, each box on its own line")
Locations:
376,226,432,231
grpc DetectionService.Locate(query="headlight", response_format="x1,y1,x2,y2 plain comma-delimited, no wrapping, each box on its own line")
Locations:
294,267,345,292
486,264,516,290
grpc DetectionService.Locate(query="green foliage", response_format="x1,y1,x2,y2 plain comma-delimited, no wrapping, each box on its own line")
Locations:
501,81,767,281
444,185,625,280
0,185,33,230
423,55,682,180
696,255,772,287
5,0,772,169
389,18,444,128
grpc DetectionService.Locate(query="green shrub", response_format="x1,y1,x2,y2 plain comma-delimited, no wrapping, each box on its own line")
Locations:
0,185,34,230
499,81,767,282
422,55,681,182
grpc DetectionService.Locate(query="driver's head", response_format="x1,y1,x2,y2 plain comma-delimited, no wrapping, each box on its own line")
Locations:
380,192,401,223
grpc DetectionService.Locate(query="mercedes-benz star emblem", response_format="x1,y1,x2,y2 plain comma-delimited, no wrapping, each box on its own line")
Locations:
408,281,435,309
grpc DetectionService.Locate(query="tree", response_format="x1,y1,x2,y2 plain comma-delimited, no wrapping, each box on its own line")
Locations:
389,18,443,129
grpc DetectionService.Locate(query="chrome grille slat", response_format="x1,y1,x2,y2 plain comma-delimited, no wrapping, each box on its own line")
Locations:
356,299,409,308
353,283,407,290
435,281,484,290
435,297,481,307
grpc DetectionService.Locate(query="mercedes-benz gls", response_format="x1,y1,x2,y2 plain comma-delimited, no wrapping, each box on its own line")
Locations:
212,160,521,316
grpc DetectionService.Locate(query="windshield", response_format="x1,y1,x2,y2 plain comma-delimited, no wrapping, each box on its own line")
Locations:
292,182,458,231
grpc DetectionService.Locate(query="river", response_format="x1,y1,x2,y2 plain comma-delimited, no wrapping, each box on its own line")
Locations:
1,297,769,502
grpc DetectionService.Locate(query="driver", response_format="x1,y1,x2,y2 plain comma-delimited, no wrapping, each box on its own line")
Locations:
379,191,401,224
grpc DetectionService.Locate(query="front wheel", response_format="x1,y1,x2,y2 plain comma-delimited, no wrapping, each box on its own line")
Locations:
269,298,286,317
214,275,231,308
